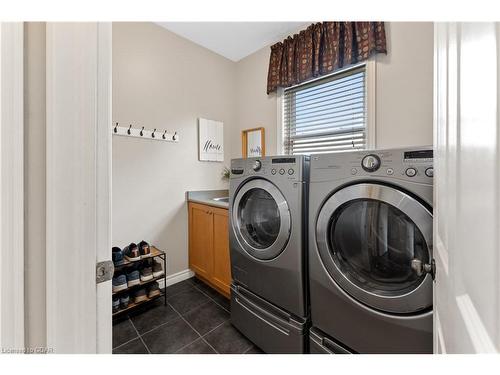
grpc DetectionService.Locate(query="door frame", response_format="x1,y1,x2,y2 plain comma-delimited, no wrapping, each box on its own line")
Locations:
0,22,24,352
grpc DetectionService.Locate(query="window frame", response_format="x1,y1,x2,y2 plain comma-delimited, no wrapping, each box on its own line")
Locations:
277,60,376,155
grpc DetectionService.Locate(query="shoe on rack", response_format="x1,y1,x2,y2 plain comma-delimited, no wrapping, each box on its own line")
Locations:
112,296,120,313
126,266,141,287
132,288,148,303
120,293,130,309
138,240,151,258
140,259,153,282
123,243,141,261
112,247,125,266
112,273,128,293
152,259,164,278
148,282,161,298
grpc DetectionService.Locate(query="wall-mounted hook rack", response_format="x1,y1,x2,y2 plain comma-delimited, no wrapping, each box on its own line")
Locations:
112,123,179,143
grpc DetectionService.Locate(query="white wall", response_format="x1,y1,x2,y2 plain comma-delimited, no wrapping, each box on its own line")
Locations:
375,22,434,148
233,46,279,159
112,23,235,276
231,22,434,157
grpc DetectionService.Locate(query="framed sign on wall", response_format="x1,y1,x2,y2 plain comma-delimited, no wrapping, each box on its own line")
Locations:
199,118,224,162
242,127,265,158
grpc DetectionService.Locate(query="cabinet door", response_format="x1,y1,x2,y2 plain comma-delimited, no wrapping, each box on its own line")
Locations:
211,207,231,295
188,203,213,279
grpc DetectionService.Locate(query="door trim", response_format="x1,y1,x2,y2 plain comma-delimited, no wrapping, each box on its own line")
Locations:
0,22,24,351
231,178,291,261
316,183,433,314
95,22,112,354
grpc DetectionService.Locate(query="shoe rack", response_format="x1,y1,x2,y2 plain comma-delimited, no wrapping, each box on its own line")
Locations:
112,246,167,319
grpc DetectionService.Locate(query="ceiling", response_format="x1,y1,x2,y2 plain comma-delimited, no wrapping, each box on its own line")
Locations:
156,22,309,62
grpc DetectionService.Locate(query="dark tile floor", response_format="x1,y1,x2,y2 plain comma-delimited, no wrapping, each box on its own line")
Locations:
113,277,264,354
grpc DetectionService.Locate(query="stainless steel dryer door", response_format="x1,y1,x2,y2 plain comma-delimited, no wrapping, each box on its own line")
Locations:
232,179,291,261
316,183,433,314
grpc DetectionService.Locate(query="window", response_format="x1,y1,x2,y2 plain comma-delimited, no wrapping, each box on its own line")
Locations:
282,64,372,155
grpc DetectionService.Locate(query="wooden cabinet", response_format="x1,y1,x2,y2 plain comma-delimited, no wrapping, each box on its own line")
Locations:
188,202,231,297
188,203,214,280
211,208,231,294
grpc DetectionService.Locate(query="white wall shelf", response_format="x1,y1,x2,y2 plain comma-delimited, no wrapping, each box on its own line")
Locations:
112,123,179,143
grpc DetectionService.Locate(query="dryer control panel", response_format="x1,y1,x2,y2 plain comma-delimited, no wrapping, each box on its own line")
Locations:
230,155,309,183
310,147,433,184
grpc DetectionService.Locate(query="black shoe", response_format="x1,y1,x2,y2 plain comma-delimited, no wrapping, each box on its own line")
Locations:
112,247,125,266
148,282,161,298
120,293,130,309
138,240,151,258
123,243,140,261
112,296,120,313
133,288,148,303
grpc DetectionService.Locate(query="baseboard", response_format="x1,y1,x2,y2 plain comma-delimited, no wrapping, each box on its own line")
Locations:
158,269,195,290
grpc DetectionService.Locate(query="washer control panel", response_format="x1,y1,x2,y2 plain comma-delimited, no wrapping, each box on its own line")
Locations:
230,155,309,182
310,147,433,183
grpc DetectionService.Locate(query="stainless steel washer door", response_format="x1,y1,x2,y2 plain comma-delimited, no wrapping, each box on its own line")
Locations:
232,179,291,261
316,183,433,314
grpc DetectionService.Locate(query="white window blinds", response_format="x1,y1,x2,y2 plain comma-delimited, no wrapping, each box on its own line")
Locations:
283,66,367,155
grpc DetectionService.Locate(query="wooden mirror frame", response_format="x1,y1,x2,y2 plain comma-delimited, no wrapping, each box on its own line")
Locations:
241,127,265,158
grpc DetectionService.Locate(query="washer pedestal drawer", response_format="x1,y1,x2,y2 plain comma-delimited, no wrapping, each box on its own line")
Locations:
309,327,353,354
230,284,308,354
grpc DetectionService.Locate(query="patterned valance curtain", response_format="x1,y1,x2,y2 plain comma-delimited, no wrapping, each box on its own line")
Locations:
267,22,387,94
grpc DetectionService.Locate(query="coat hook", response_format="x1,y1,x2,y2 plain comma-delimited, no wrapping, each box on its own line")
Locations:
127,124,132,135
152,128,156,138
114,122,119,133
140,127,144,136
162,130,167,140
172,132,178,141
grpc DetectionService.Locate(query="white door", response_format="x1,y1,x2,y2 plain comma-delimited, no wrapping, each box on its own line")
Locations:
434,22,500,353
45,22,112,353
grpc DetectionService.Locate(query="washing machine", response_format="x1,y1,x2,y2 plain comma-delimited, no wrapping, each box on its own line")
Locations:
229,156,309,353
309,147,434,354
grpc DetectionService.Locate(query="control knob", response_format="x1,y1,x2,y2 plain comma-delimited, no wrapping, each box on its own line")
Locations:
253,160,262,172
361,154,381,172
